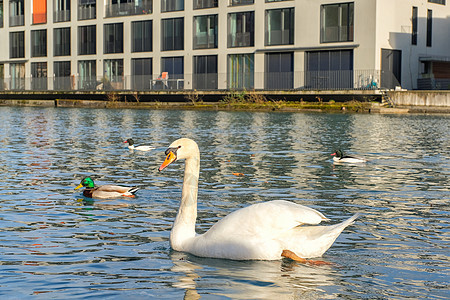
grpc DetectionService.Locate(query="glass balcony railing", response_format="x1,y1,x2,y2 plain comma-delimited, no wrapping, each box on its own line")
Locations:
105,1,152,18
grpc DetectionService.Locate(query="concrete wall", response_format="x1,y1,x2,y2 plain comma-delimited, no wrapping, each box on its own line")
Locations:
391,91,450,107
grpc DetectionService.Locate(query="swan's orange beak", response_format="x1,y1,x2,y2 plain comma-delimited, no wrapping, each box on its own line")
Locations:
159,151,177,172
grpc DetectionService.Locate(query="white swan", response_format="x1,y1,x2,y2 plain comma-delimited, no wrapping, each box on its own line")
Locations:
159,138,360,264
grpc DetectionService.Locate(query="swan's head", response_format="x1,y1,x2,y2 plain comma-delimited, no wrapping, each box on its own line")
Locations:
159,138,199,172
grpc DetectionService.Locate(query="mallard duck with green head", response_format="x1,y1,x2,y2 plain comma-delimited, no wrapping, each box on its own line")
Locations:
75,176,139,199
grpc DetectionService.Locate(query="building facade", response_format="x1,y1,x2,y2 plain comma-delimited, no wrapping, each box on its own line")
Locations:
0,0,449,92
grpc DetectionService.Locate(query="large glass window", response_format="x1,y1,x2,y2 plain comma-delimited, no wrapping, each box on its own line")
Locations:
161,18,184,51
193,14,217,49
427,9,432,47
104,23,123,54
104,59,124,89
1,1,4,28
193,55,217,90
306,50,353,89
54,0,70,22
54,61,71,90
54,27,70,56
10,0,24,27
265,52,293,89
228,54,254,89
412,7,418,46
31,62,47,90
265,8,294,46
132,20,152,52
10,31,24,58
194,0,217,9
161,56,184,89
78,60,96,90
321,2,354,43
78,0,96,20
229,0,253,5
31,29,47,57
78,25,96,55
105,0,152,18
10,63,25,90
132,58,152,90
32,0,47,24
228,11,254,48
161,0,183,12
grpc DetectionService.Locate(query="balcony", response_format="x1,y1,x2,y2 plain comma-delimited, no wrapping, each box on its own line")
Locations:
78,5,96,20
10,15,25,27
32,13,47,24
54,10,71,23
105,1,152,18
229,0,254,6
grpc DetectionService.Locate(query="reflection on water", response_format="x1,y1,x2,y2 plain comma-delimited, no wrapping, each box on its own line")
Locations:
0,107,448,299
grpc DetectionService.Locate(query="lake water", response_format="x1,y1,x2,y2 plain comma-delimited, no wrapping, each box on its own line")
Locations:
0,106,448,299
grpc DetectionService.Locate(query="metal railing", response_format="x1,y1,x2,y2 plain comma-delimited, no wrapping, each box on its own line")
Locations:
105,1,152,18
0,70,391,92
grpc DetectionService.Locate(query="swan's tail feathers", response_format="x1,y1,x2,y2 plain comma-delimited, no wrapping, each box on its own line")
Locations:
287,213,362,258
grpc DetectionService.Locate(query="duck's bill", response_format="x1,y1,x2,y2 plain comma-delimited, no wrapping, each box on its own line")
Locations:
74,183,83,190
159,151,177,172
331,152,336,156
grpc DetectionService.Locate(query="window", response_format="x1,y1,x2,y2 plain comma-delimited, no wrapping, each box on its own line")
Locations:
428,0,445,4
105,0,152,18
10,31,24,58
10,0,24,26
78,60,96,90
266,8,294,46
321,2,354,43
412,7,418,46
54,27,70,56
193,55,217,90
306,50,353,89
266,0,290,2
0,1,3,28
229,0,253,5
193,14,217,49
265,52,293,89
161,18,184,51
104,23,123,54
194,0,217,9
31,29,47,57
132,58,152,90
10,63,25,90
78,25,96,55
132,20,152,52
427,9,432,47
54,61,71,90
78,0,96,20
54,0,70,22
31,62,47,90
104,59,123,89
228,54,254,89
228,11,254,47
32,0,47,24
161,56,184,88
161,0,184,12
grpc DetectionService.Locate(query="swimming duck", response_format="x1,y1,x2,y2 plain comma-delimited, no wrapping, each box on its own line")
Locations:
159,138,360,264
75,176,139,199
124,138,155,151
331,149,367,163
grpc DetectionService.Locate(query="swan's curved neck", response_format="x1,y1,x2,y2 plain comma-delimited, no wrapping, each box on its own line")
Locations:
170,154,199,250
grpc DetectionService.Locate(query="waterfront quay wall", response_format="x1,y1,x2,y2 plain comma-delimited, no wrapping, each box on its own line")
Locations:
388,91,450,107
0,90,449,112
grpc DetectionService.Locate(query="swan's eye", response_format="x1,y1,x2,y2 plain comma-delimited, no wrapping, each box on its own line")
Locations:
165,147,180,156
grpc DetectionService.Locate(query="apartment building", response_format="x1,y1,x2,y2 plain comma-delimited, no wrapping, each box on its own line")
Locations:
0,0,449,92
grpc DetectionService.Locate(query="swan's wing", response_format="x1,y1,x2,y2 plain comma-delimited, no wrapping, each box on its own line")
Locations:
203,200,328,240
